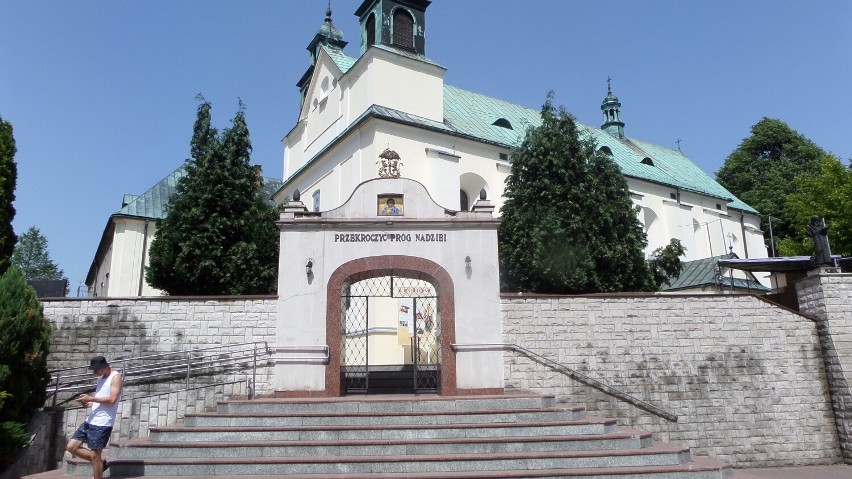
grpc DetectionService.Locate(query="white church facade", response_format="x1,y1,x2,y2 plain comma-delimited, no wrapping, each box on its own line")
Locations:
276,0,767,265
86,0,768,298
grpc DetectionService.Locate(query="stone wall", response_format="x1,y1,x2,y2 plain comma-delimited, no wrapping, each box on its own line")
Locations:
26,297,277,475
27,291,848,472
501,293,841,467
797,271,852,463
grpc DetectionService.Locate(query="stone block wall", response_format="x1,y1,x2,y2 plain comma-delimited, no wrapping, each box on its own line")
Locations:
797,272,852,463
501,293,841,467
33,296,277,474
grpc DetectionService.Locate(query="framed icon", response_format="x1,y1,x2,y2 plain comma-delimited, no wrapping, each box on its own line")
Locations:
377,194,403,216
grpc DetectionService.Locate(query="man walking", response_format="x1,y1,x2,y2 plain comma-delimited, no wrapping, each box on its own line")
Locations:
66,356,122,479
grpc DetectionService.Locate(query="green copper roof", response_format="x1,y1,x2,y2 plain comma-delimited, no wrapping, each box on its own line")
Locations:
117,164,283,220
441,85,757,213
664,254,769,292
322,45,356,73
320,43,444,75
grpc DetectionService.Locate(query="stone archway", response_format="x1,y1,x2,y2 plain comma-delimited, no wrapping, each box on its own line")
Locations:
325,255,456,396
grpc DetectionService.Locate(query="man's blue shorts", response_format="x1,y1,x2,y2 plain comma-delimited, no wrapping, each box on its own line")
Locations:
71,422,113,450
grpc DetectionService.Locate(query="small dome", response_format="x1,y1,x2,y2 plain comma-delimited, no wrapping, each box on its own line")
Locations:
317,22,344,42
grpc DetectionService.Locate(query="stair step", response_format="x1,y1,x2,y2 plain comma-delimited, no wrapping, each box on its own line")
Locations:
185,406,586,427
148,417,618,442
111,432,653,458
66,443,694,476
220,394,556,414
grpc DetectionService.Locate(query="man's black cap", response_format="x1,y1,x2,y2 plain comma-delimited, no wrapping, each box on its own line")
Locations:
88,356,109,370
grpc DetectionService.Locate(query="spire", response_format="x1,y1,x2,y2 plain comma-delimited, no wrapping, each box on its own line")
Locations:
601,77,625,139
298,3,349,106
307,1,347,66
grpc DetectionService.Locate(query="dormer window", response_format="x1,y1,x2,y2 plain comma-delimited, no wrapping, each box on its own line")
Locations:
598,146,613,155
392,9,414,49
492,118,513,129
641,157,655,166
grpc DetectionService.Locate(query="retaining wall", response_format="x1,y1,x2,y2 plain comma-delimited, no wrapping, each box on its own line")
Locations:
501,293,841,467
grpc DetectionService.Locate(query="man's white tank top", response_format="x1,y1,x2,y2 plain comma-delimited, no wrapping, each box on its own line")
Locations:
86,370,121,427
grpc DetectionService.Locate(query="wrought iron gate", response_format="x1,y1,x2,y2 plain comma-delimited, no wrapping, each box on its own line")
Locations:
341,276,440,394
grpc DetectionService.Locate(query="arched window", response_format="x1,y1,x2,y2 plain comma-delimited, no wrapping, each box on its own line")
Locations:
459,190,469,211
641,157,655,166
366,13,376,48
392,9,414,49
598,146,613,156
312,190,321,212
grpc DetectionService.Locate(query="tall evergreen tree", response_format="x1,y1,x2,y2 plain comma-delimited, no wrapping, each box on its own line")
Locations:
0,115,17,275
0,266,51,465
146,99,279,295
499,95,655,293
716,118,827,254
12,226,66,281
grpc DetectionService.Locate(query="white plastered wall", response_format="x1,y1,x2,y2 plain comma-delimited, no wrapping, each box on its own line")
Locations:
275,178,502,393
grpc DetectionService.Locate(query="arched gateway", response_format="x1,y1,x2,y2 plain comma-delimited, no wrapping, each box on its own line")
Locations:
273,176,503,397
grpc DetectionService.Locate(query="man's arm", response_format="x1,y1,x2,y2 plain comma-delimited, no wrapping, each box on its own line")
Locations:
80,374,122,406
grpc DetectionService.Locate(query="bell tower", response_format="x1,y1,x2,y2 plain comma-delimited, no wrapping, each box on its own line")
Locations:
355,0,431,56
601,77,625,139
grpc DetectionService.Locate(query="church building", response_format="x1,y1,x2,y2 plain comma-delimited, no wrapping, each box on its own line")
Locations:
86,0,768,298
276,0,768,267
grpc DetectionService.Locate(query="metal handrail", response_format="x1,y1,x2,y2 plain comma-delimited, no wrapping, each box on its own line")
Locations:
452,342,677,423
47,341,270,403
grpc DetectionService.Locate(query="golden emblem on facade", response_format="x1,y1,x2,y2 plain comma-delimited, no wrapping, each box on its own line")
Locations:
377,148,403,178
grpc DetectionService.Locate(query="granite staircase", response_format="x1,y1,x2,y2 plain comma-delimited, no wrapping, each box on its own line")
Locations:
66,394,733,478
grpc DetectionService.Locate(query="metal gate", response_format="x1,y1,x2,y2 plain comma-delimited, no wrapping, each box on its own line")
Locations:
341,276,440,394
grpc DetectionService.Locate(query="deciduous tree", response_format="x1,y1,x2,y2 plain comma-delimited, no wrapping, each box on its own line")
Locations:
499,95,655,293
12,226,66,281
0,116,17,274
716,118,827,253
780,155,852,258
146,98,280,295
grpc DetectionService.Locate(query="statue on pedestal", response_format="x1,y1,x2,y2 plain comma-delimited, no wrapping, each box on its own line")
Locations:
806,215,833,266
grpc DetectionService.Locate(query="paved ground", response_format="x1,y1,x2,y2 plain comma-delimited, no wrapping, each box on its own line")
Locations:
734,465,852,478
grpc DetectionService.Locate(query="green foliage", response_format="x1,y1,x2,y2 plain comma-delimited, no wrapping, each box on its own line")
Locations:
716,118,827,253
0,266,51,464
780,156,852,258
146,98,280,295
12,226,66,281
0,115,17,275
648,239,686,289
499,94,654,293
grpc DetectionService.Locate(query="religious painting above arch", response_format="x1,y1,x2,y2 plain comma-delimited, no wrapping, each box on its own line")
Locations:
378,194,403,216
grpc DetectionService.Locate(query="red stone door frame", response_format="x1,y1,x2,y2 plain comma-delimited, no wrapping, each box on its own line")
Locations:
325,255,457,396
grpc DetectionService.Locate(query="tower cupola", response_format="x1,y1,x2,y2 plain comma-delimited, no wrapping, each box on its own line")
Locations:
307,3,348,66
601,77,625,139
298,4,349,107
355,0,431,56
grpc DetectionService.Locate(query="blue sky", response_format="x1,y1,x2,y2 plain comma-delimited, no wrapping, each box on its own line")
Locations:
1,1,850,292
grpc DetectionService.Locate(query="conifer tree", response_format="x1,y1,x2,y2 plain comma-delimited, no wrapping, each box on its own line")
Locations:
12,226,66,281
0,116,17,275
0,266,51,464
146,99,279,295
499,95,655,293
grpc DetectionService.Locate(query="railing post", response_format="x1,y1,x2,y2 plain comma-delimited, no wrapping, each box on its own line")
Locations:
51,374,60,407
251,343,257,400
186,352,191,389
